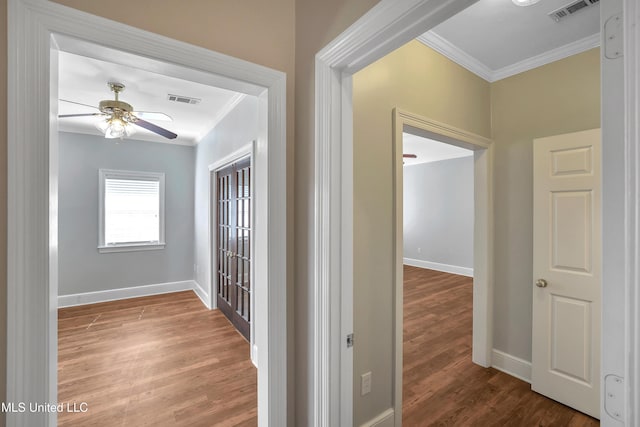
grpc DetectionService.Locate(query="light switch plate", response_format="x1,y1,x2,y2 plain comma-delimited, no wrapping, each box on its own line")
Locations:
361,372,372,396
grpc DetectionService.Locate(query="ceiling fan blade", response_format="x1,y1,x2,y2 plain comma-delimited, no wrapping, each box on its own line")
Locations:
403,154,417,158
133,111,173,122
58,113,103,118
134,118,178,139
60,99,100,110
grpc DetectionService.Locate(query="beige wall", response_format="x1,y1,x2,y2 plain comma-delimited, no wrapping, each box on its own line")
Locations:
293,1,380,425
350,44,599,424
0,0,7,425
490,48,601,360
352,40,490,424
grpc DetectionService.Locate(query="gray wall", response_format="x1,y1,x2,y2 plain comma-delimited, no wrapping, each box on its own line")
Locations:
194,95,258,298
403,156,474,269
58,131,195,295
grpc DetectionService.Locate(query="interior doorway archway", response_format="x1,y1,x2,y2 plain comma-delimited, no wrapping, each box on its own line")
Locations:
393,108,493,423
7,1,287,426
312,0,639,425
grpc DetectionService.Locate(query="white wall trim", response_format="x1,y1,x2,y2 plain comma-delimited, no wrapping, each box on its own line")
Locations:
207,143,253,172
7,1,287,426
314,1,486,425
491,349,532,384
359,408,395,427
57,280,195,308
492,33,601,82
416,32,493,81
623,0,640,424
193,280,210,309
403,257,473,277
417,31,600,82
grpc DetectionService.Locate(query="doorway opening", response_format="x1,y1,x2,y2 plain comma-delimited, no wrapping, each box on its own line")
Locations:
313,0,613,425
214,157,253,341
392,111,492,426
53,34,264,425
209,145,257,362
400,129,476,423
7,1,287,425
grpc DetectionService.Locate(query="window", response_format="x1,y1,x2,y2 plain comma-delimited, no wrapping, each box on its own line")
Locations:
98,169,165,253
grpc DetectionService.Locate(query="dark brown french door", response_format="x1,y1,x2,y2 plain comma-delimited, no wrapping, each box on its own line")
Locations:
216,157,251,340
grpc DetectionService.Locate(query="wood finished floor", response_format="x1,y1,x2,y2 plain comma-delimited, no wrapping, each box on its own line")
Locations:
403,265,599,427
58,291,256,427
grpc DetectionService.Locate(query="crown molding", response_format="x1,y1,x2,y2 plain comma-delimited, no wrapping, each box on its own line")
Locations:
492,33,600,81
417,31,600,83
195,93,247,143
416,32,493,81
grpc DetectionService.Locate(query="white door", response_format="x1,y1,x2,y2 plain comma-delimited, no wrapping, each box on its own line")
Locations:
532,128,601,419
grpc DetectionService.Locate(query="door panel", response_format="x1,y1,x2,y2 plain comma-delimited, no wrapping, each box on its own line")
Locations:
551,191,592,272
233,160,251,339
217,165,234,322
532,128,601,419
550,295,591,383
216,158,251,341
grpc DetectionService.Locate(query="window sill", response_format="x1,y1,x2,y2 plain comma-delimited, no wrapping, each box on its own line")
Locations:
98,243,166,253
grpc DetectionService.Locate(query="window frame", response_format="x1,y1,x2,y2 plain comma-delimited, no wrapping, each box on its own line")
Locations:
98,168,166,253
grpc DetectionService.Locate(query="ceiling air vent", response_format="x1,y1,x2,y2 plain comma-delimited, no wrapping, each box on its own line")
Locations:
549,0,599,22
167,94,201,105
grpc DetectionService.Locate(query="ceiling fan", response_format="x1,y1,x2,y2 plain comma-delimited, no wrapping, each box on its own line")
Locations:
403,153,416,164
58,82,178,140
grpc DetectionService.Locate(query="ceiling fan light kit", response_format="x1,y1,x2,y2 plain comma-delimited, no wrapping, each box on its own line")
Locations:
59,81,178,140
95,115,135,139
96,82,136,139
512,0,541,6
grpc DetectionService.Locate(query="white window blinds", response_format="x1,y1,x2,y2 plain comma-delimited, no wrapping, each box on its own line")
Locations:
104,178,160,245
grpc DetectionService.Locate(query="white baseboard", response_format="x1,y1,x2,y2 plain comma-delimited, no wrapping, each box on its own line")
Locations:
252,344,258,368
491,349,532,383
360,408,395,427
403,257,473,277
193,280,211,309
58,280,197,308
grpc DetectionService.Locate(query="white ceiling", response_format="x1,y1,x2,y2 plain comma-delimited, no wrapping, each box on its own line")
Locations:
419,0,600,81
403,132,473,167
58,51,244,146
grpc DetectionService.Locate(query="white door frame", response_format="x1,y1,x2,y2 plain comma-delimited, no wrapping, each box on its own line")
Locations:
208,143,258,365
393,109,493,423
313,0,640,425
7,1,287,426
622,0,640,423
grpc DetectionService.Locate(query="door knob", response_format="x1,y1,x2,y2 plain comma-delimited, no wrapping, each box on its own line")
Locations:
535,279,548,288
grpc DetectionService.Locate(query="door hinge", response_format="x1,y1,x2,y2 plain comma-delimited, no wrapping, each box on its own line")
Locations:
604,374,624,421
604,14,623,60
346,333,354,348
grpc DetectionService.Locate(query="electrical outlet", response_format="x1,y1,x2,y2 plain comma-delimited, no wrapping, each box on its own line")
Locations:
361,372,372,396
